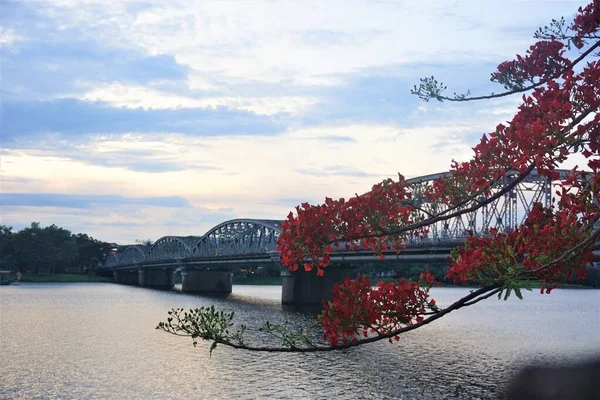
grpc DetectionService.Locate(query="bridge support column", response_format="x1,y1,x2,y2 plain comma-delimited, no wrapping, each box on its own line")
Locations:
181,269,232,294
281,265,358,306
114,269,139,285
138,268,174,289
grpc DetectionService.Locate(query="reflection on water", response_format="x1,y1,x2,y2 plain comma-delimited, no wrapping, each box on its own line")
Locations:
0,284,598,399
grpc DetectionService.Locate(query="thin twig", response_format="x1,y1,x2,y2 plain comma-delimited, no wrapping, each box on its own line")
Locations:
436,40,599,102
463,287,504,306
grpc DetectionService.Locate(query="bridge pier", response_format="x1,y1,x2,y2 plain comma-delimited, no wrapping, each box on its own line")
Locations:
113,269,139,285
281,265,358,306
181,269,232,294
138,268,174,289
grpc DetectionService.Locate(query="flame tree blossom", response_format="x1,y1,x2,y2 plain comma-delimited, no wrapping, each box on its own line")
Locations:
159,1,600,352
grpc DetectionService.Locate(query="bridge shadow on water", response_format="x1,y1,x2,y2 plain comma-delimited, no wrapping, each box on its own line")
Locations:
149,283,324,318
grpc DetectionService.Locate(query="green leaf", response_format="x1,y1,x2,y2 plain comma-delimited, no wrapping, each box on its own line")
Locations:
209,341,217,357
514,286,523,300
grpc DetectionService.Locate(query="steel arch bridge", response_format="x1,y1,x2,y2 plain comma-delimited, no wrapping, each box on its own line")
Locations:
103,219,283,268
101,169,581,269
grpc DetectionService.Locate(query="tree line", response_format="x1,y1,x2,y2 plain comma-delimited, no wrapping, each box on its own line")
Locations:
0,222,116,274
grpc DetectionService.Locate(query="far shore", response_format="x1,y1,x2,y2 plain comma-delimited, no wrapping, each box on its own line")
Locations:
14,273,113,283
5,273,597,289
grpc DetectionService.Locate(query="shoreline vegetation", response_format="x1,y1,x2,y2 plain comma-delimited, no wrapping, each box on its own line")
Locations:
377,278,597,290
15,273,113,283
5,273,598,289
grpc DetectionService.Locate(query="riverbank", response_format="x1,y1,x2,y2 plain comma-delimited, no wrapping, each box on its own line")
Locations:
10,273,597,289
17,273,113,283
12,274,267,285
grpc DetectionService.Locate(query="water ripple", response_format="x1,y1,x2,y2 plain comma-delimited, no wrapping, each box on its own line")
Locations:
0,284,598,399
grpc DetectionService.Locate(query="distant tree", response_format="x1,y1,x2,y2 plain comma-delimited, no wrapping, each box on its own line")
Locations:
73,233,106,272
0,225,17,271
14,223,78,274
1,223,117,274
46,225,79,273
13,222,44,274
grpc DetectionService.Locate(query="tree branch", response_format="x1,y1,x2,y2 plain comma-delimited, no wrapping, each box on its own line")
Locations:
321,105,595,246
420,40,599,102
462,287,504,306
521,223,600,276
160,285,500,353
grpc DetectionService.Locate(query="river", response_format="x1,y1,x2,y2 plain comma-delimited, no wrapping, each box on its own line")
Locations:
0,283,598,399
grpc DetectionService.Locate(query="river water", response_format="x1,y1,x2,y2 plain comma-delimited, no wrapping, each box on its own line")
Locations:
0,283,598,399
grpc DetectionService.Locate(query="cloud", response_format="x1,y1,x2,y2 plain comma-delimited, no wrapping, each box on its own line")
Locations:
0,193,191,209
291,28,388,46
6,0,576,89
108,161,185,173
0,176,40,185
313,135,356,143
77,83,319,115
0,28,26,47
1,39,190,101
0,201,238,244
296,165,380,178
0,98,286,143
261,197,321,208
67,147,223,174
1,138,225,174
1,0,585,244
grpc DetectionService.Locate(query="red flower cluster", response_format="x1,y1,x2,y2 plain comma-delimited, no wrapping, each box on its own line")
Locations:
319,276,435,345
278,175,423,276
446,203,595,291
491,40,568,90
572,1,600,48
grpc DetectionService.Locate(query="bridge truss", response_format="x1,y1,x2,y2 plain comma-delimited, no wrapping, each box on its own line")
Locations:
102,170,572,268
406,169,569,242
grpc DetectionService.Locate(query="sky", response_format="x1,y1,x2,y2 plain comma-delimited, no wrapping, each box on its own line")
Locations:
0,0,588,244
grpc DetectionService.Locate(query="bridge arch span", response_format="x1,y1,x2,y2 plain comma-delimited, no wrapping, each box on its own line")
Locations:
119,245,150,265
102,253,120,268
191,219,283,258
146,236,197,262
